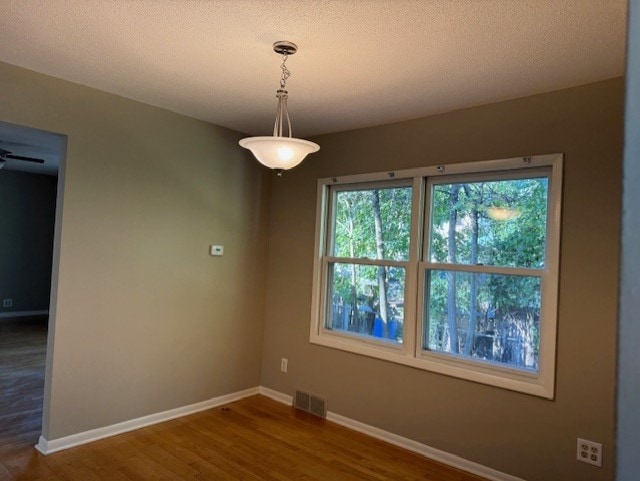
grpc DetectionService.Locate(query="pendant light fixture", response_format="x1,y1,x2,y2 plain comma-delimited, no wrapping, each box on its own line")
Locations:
239,41,319,174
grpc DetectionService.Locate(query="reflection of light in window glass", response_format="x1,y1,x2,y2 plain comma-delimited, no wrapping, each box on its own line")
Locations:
430,178,548,269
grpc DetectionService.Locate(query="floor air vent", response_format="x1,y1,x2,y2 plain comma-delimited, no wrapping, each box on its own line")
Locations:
293,390,327,418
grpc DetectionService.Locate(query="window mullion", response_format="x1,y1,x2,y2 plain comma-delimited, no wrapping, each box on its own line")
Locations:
403,176,424,358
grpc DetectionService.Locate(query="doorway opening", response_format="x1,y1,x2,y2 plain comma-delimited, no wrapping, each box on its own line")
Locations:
0,120,66,461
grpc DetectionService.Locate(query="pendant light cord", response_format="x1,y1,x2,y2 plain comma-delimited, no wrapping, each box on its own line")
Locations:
280,53,290,89
273,53,293,138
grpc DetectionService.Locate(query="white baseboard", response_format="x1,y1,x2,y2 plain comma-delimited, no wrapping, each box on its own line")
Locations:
261,386,525,481
35,384,524,481
35,386,259,455
0,310,48,319
259,386,294,404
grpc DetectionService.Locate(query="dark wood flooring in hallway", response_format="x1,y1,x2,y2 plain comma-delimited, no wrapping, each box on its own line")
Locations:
0,317,47,480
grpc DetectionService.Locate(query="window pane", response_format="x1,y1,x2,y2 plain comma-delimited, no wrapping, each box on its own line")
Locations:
425,269,541,371
332,186,412,261
429,177,548,268
326,262,405,344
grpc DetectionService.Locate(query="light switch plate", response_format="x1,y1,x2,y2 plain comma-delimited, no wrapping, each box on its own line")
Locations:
210,245,224,256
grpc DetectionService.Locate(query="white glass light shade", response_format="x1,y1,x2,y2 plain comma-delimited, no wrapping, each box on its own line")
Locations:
239,136,320,171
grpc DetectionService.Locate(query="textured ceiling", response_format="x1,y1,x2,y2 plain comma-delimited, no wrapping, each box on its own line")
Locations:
0,0,628,138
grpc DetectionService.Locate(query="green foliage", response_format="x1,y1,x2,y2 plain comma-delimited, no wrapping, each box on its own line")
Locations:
332,186,411,305
427,177,548,369
430,178,547,267
333,187,411,261
329,186,411,342
326,176,549,365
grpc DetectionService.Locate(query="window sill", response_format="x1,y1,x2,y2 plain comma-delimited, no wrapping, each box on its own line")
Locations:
309,331,554,399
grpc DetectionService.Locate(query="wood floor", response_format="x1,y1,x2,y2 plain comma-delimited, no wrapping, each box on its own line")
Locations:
0,320,489,481
0,317,47,471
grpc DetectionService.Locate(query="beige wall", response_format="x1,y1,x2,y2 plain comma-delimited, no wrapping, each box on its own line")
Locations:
0,61,270,439
261,79,623,481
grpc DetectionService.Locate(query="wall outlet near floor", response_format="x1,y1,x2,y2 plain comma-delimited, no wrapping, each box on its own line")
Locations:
280,358,288,373
2,298,12,308
577,438,602,467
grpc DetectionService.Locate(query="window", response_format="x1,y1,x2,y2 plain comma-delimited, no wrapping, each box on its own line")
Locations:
325,183,412,346
310,154,562,398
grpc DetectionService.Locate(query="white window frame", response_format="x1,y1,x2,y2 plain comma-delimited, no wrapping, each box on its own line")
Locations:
310,154,563,399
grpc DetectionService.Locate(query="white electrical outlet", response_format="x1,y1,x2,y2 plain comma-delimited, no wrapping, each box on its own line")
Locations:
577,438,602,467
280,358,288,373
2,298,12,308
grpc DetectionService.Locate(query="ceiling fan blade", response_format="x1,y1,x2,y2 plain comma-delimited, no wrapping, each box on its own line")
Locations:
3,154,45,164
